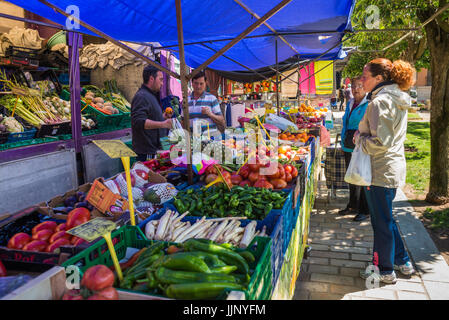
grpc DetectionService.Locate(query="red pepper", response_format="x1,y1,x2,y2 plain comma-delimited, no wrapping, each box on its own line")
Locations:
0,260,7,277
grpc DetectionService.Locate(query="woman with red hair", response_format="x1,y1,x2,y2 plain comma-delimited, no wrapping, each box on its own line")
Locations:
355,58,416,284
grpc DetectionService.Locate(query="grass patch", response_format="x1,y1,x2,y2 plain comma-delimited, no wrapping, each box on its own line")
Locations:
423,208,449,230
405,122,430,195
408,113,422,120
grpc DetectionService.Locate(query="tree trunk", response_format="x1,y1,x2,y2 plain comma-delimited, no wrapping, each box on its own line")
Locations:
420,13,449,204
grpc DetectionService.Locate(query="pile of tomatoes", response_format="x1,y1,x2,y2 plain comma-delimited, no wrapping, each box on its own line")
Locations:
7,208,90,253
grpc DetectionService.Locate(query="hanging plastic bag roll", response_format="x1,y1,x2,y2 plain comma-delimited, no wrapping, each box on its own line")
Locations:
344,145,372,186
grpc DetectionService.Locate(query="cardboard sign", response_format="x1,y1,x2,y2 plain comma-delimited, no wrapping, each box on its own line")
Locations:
66,218,117,242
92,140,137,158
86,179,129,214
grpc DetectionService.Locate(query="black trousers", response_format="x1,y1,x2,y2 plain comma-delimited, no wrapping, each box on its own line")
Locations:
338,100,345,111
136,153,156,162
344,151,369,213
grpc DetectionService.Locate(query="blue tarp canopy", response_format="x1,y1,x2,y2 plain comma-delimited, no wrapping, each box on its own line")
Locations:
9,0,355,71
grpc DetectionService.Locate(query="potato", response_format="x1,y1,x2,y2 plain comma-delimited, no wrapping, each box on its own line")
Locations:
93,97,104,104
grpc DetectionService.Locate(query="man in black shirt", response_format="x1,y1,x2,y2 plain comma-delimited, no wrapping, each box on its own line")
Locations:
131,66,173,161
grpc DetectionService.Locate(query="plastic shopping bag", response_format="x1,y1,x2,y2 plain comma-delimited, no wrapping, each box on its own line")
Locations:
344,145,372,186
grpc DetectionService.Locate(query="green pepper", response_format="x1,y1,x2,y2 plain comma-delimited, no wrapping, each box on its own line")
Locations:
196,199,203,210
210,265,238,274
218,205,225,217
174,199,186,213
188,200,197,212
161,252,211,273
239,194,253,201
264,203,273,215
155,267,237,285
186,189,193,194
244,203,252,218
205,193,220,202
165,282,244,300
182,239,249,274
237,250,256,264
124,251,164,278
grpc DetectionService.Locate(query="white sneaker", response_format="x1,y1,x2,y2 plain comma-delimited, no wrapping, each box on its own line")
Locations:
360,269,397,284
394,261,415,276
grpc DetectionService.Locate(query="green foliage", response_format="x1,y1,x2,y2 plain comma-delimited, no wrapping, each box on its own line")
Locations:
342,0,439,78
424,208,449,230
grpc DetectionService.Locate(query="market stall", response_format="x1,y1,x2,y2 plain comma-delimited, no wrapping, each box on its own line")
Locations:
0,0,354,300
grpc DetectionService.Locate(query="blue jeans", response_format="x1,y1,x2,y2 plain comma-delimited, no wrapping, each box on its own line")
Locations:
364,186,410,274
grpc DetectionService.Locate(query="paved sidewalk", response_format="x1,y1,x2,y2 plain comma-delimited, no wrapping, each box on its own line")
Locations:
293,179,449,300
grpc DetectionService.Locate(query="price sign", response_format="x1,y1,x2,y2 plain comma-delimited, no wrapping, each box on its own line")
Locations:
92,140,137,159
67,218,123,281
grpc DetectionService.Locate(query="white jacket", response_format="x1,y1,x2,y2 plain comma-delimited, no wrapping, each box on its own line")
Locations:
355,84,411,188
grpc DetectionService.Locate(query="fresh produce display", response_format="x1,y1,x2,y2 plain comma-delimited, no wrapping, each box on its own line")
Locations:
42,96,96,130
103,80,131,113
278,131,312,143
6,208,90,253
50,190,94,214
117,239,256,299
83,90,120,115
0,114,23,133
62,265,119,300
143,151,174,173
173,184,287,220
0,72,68,127
144,209,267,248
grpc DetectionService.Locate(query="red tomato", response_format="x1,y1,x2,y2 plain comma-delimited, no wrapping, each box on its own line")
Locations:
49,231,71,243
66,208,91,230
46,238,71,253
55,223,67,232
231,174,243,185
248,171,260,183
284,165,293,174
23,240,48,252
81,265,115,292
32,221,57,235
270,178,288,189
96,287,119,300
31,229,53,242
221,171,231,180
248,163,260,172
285,172,293,183
7,233,31,250
72,237,88,246
253,179,267,188
238,165,250,179
62,290,84,300
239,180,251,187
291,166,298,178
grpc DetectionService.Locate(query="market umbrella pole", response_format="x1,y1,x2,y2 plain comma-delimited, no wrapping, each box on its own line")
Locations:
276,38,280,115
175,0,193,185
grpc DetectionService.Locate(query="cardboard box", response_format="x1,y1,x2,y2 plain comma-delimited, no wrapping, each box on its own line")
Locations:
86,178,129,215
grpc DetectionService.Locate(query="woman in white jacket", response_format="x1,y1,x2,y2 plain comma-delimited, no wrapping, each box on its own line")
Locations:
355,58,416,284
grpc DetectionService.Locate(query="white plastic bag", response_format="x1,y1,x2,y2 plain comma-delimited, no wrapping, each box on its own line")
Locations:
344,145,372,186
265,114,297,131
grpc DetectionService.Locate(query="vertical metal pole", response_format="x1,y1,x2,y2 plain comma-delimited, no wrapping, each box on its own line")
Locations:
68,32,82,153
275,37,280,115
175,0,193,184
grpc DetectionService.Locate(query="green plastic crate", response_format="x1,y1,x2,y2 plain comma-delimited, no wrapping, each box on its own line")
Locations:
0,136,58,151
85,104,123,128
62,226,149,272
62,226,272,300
119,111,131,128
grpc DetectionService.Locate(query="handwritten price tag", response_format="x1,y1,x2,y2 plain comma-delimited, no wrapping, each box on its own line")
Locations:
66,217,117,242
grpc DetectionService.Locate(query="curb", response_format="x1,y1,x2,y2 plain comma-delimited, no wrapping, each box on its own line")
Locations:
394,189,449,299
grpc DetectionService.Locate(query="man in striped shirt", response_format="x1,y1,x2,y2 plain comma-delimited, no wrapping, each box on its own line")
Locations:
186,71,225,132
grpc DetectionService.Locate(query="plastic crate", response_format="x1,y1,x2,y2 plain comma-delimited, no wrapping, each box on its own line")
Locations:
7,128,37,143
119,111,131,128
35,121,71,138
0,137,58,151
62,225,272,300
85,104,123,128
62,226,148,272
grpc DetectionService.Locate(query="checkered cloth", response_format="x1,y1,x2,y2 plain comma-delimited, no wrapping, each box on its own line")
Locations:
324,144,348,190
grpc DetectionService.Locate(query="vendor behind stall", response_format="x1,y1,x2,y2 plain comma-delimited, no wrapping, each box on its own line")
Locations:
131,66,173,161
185,71,225,133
